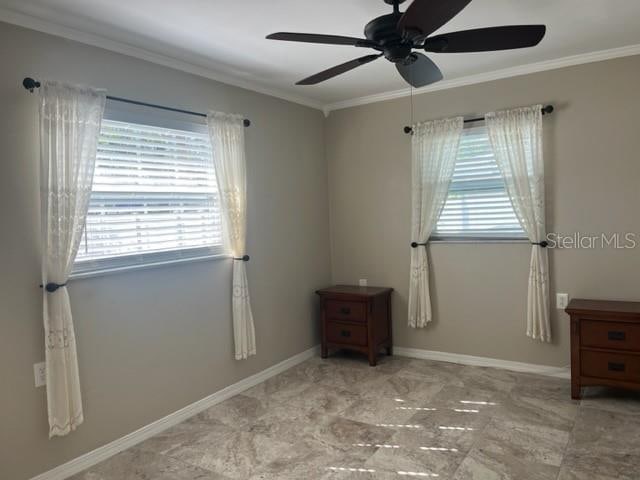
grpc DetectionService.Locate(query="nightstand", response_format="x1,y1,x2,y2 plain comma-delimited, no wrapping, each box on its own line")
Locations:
566,298,640,399
316,285,393,366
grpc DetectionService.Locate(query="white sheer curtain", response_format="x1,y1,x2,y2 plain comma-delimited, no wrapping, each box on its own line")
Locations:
486,105,551,342
39,81,106,437
207,111,256,360
408,117,464,328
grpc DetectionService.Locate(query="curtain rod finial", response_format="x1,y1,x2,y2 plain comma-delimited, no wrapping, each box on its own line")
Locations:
542,105,554,115
404,126,413,135
23,77,41,93
243,119,251,127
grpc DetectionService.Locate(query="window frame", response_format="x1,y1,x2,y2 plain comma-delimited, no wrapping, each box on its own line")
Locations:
431,122,527,243
71,103,228,279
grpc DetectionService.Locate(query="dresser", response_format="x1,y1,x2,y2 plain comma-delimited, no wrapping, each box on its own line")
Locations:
566,299,640,399
316,285,393,366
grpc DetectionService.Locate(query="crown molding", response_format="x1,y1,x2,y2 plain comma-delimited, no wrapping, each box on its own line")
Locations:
3,8,640,116
0,8,325,112
323,43,640,113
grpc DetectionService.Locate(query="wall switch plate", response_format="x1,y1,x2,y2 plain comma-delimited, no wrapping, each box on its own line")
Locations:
556,293,569,309
359,279,368,287
34,362,46,388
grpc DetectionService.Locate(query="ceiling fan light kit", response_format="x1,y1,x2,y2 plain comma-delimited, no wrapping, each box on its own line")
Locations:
267,0,547,88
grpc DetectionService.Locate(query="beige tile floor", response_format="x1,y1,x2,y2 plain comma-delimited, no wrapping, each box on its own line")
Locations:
70,352,640,480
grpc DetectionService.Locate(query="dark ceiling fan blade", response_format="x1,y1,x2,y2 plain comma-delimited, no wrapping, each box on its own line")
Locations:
266,32,378,48
397,0,473,38
296,54,383,85
396,53,443,87
424,25,546,53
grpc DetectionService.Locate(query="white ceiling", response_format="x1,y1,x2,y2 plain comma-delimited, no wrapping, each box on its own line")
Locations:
2,0,640,110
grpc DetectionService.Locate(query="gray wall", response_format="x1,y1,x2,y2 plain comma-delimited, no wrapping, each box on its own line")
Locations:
326,55,640,368
2,17,640,480
0,22,330,480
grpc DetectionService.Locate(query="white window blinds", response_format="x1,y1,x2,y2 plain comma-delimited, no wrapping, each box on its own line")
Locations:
433,125,525,239
74,119,224,274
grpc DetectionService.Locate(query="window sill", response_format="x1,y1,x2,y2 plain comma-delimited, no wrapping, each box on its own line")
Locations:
69,253,231,281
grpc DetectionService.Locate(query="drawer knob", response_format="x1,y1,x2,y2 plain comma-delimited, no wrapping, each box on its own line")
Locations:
608,362,626,372
339,307,351,315
608,331,626,341
340,330,351,338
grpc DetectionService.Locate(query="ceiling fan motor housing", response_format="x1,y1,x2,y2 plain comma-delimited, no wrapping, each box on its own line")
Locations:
267,0,547,87
365,14,413,62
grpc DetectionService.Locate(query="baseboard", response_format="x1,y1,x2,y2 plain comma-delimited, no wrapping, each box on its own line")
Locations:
30,345,320,480
31,344,566,479
394,347,570,379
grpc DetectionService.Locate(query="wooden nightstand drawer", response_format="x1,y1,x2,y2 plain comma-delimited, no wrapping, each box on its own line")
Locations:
581,320,640,351
581,350,640,382
567,299,640,399
317,285,393,366
326,300,366,323
326,321,367,346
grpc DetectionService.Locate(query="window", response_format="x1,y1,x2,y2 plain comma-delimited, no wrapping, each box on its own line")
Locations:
73,118,224,275
433,125,525,240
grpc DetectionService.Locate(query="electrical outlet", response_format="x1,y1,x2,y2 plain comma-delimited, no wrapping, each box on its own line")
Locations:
359,279,368,287
556,293,569,309
34,362,46,387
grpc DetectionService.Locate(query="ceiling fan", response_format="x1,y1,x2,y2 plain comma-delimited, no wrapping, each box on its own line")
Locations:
266,0,546,87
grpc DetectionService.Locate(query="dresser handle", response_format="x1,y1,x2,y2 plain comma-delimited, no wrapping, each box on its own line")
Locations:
339,307,351,315
608,362,625,372
608,331,626,341
340,330,351,338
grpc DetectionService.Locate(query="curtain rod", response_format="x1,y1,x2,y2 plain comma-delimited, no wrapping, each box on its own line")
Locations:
403,104,554,135
22,78,251,127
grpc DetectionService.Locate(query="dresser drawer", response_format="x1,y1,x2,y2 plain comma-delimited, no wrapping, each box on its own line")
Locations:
580,320,640,351
581,350,640,382
326,321,368,346
326,300,366,323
